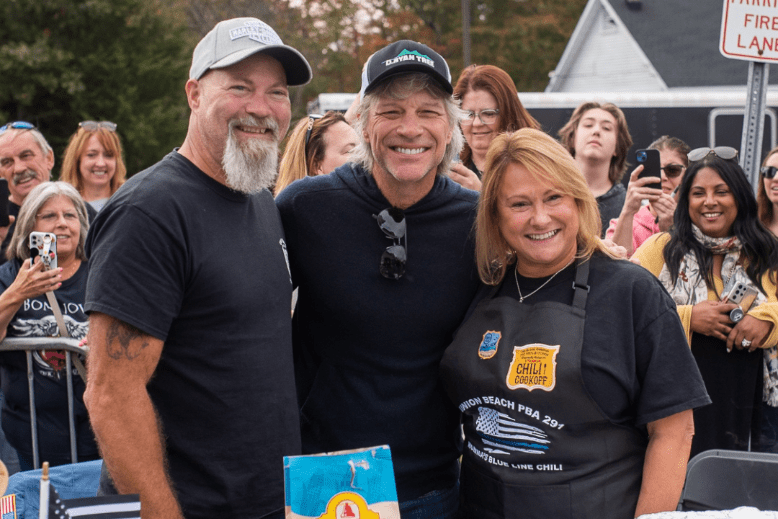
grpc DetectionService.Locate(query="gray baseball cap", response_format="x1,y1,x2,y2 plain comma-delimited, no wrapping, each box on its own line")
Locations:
189,17,312,86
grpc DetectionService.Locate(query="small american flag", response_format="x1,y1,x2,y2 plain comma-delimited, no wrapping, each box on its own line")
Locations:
39,463,140,519
54,495,140,518
1,494,16,519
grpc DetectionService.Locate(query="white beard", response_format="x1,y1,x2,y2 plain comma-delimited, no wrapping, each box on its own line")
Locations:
222,118,279,194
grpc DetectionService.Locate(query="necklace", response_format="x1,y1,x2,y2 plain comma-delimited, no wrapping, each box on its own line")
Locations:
514,258,574,303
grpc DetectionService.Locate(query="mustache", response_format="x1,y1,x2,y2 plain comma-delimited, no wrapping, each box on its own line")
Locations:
12,169,38,186
228,116,279,141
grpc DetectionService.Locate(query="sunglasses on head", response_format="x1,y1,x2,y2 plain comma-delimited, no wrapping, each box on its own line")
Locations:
304,114,324,151
660,164,685,179
0,121,35,134
687,146,738,163
373,207,407,280
761,166,778,179
79,120,117,132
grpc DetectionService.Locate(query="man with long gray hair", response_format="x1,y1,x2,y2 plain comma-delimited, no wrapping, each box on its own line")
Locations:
276,40,477,517
83,18,311,519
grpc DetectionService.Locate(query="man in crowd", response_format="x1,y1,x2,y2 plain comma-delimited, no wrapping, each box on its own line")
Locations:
0,123,54,260
0,123,100,262
275,41,478,517
0,122,53,472
83,18,310,519
558,101,633,236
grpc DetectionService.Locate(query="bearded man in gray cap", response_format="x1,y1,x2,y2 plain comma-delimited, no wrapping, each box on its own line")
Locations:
84,18,311,519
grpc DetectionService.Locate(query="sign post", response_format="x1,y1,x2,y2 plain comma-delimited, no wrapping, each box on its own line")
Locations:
720,0,777,191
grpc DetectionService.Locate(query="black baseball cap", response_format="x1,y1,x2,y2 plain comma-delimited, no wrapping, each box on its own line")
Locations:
359,40,452,97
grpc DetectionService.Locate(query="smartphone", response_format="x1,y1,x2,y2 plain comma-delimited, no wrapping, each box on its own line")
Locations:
29,232,57,270
722,281,759,322
0,179,9,227
635,149,662,190
723,281,748,304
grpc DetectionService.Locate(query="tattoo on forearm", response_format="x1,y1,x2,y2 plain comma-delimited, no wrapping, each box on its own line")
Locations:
106,320,150,360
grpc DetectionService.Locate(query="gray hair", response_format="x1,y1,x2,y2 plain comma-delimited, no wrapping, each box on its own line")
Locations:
0,127,53,158
351,73,464,178
8,181,89,262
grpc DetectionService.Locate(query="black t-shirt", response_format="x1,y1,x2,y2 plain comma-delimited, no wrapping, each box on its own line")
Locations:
0,259,97,460
596,182,626,237
85,151,301,519
466,253,711,427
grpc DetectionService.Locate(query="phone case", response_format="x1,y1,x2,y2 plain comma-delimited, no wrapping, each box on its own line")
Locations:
722,281,758,312
635,148,662,190
723,281,748,304
29,232,57,270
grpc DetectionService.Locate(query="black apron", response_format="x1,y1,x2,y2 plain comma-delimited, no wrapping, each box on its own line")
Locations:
440,261,647,519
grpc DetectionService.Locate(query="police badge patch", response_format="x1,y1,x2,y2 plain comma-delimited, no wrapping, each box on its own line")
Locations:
478,331,501,359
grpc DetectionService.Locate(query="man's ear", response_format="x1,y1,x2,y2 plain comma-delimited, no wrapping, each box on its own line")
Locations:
185,79,202,110
44,149,55,178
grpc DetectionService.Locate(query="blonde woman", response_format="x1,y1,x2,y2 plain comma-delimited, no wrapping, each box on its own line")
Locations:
274,112,356,196
60,121,126,211
441,128,709,519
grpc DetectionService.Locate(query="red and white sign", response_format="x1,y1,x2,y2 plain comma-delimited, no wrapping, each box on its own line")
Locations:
721,0,778,62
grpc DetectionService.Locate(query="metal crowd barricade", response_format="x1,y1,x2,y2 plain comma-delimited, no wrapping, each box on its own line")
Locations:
0,337,88,469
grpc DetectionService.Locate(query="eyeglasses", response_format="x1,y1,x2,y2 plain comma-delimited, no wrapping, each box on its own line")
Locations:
373,207,406,280
79,121,117,132
660,164,686,179
0,121,35,134
761,166,778,179
687,146,738,162
304,114,324,151
461,109,499,126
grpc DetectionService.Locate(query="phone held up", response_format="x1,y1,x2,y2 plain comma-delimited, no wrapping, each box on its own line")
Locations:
635,149,662,191
0,179,9,227
29,232,57,270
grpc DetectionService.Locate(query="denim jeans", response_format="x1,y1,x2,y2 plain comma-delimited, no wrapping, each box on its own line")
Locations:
399,482,459,519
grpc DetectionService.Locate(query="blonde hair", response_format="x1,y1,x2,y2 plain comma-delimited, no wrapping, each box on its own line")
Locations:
275,111,348,197
476,128,613,285
61,127,126,197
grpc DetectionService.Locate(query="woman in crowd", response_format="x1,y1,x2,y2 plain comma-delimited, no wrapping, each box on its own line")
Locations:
0,182,97,469
440,129,709,518
61,121,126,212
449,64,540,191
274,111,357,196
634,147,778,457
759,147,778,236
606,136,690,255
757,147,778,452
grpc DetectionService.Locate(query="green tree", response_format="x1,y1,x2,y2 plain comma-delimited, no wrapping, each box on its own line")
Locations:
387,0,587,91
0,0,193,176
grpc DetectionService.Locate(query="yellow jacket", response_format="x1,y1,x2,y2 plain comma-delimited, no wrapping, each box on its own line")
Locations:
633,233,778,347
